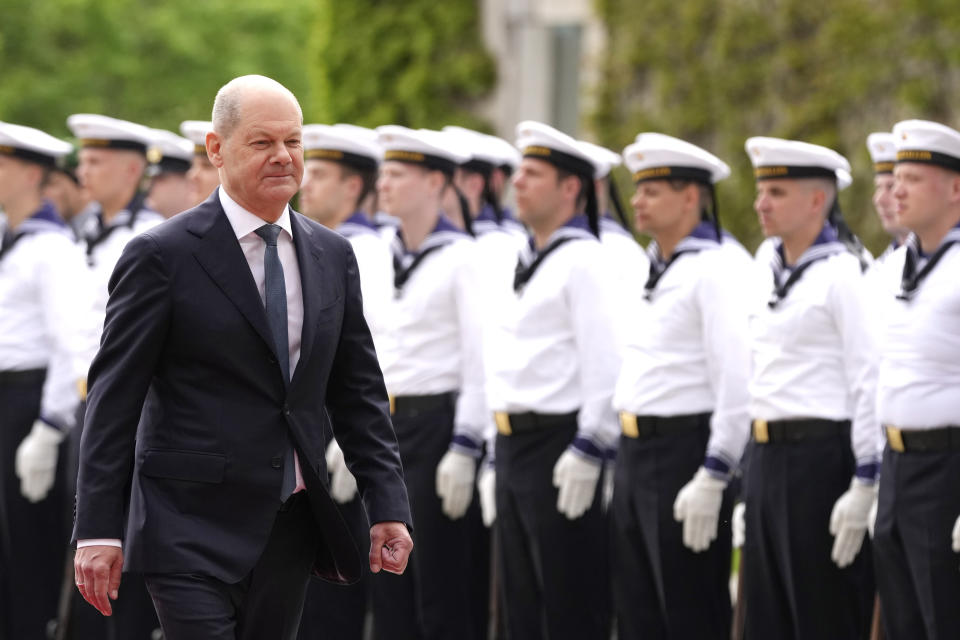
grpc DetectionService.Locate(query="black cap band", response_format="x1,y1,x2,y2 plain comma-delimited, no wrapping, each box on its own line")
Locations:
383,149,456,176
753,165,836,180
461,158,494,176
305,148,379,171
896,149,960,174
633,166,713,185
153,157,191,174
79,138,147,154
522,146,594,179
0,145,57,168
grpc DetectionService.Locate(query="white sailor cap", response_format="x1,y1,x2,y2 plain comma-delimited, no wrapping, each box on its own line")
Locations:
146,129,193,175
745,136,852,190
376,125,469,175
623,133,730,184
0,121,73,168
892,119,960,174
866,132,896,174
179,120,213,156
442,126,521,173
515,120,599,179
303,123,381,170
66,114,152,154
578,141,621,178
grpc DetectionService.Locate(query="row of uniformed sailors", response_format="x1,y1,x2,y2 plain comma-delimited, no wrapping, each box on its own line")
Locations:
291,119,960,640
2,109,957,640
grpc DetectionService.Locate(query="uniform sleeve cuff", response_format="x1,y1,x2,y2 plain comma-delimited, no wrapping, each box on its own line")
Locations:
77,538,122,549
703,455,732,480
570,436,605,463
450,434,484,458
39,415,68,433
855,461,879,483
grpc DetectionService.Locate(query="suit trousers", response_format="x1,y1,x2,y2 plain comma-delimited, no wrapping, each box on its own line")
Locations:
0,371,66,640
743,426,874,640
873,445,960,640
494,419,610,640
370,398,487,640
610,416,733,640
143,492,319,640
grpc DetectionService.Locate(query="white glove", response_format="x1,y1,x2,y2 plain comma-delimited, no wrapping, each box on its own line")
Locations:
732,502,746,549
324,440,358,504
15,420,64,503
435,449,477,520
829,477,878,568
552,449,602,520
673,467,727,552
478,464,496,527
951,515,960,553
867,494,878,540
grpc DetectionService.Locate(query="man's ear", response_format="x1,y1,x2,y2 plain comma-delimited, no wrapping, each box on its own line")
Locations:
207,132,224,168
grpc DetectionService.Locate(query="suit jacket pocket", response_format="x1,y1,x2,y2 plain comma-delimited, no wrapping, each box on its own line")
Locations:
140,449,226,483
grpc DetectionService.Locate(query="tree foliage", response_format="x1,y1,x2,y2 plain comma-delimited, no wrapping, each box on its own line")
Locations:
307,0,495,130
592,0,960,253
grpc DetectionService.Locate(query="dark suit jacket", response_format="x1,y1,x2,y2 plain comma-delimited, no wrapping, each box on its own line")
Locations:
73,189,411,585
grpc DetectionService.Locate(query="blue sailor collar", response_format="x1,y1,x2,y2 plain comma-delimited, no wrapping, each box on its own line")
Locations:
337,210,378,239
772,222,846,272
646,220,720,265
395,213,469,257
13,200,70,236
517,214,594,268
472,203,502,236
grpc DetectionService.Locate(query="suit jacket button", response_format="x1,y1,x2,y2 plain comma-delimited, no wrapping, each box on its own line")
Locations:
271,456,282,469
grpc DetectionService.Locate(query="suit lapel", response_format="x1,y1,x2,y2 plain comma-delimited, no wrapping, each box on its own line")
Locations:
290,211,325,385
189,192,278,360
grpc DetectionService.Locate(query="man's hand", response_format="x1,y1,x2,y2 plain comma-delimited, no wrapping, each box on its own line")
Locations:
15,420,64,502
325,440,358,504
674,467,727,552
829,478,878,568
435,449,477,520
552,449,602,520
75,545,124,616
369,521,413,575
478,464,496,527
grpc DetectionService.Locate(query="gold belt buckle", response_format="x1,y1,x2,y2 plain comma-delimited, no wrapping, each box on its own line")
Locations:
886,425,905,453
495,412,512,436
76,378,87,401
388,395,396,415
753,419,770,443
620,412,639,439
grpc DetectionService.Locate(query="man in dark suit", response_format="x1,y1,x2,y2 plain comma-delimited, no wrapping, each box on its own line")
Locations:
72,74,413,640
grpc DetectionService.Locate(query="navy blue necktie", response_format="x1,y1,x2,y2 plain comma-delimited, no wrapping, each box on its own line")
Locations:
255,224,296,499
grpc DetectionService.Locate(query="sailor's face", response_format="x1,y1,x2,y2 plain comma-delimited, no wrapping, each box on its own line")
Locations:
630,179,688,234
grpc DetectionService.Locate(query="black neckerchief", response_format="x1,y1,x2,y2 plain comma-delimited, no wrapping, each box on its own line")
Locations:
513,216,594,294
84,192,148,265
392,214,467,296
897,227,960,301
643,222,720,301
767,224,846,309
0,201,69,261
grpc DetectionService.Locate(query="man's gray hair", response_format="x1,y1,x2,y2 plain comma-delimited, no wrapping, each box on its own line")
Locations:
211,75,303,140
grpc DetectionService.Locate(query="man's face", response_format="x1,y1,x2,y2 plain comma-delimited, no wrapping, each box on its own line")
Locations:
300,159,350,226
376,161,435,221
210,89,303,218
511,158,568,227
149,172,193,218
893,163,954,234
42,171,88,219
872,173,900,235
0,155,37,208
753,179,819,238
186,155,220,205
631,179,690,235
77,147,139,205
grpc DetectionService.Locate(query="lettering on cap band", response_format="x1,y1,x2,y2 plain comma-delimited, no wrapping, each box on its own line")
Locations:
873,162,895,174
896,149,960,173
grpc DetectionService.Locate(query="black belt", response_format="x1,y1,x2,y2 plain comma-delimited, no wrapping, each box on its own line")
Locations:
495,411,578,436
389,392,454,416
752,418,849,444
0,368,46,384
620,412,710,440
885,425,960,453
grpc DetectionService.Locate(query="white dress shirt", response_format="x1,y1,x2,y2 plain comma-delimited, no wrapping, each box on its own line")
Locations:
0,207,98,430
876,235,960,430
486,221,621,461
613,229,753,474
748,239,882,476
378,217,488,454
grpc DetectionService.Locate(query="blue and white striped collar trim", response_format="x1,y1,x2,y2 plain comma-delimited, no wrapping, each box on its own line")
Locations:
771,223,846,272
646,221,720,264
13,201,71,238
337,211,378,238
905,221,960,259
395,213,469,257
518,214,594,265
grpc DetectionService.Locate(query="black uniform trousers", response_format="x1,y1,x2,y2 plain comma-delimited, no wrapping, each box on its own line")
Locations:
299,421,371,640
743,422,874,640
610,414,733,640
873,443,960,640
143,491,320,640
0,370,66,640
370,396,487,640
494,417,610,640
